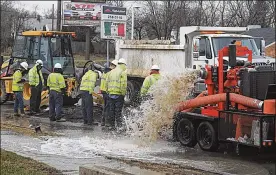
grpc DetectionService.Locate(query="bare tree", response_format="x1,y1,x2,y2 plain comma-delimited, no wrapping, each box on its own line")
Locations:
0,1,38,53
106,0,125,7
43,7,57,19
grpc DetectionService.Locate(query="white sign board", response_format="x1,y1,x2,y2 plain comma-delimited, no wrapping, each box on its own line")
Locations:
101,6,127,39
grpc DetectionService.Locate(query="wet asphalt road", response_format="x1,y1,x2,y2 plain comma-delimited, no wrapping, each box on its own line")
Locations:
1,103,276,175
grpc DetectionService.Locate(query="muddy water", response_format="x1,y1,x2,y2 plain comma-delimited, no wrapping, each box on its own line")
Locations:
124,70,199,143
1,128,274,175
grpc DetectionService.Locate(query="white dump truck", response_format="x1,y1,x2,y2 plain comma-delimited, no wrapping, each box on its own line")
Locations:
115,26,276,105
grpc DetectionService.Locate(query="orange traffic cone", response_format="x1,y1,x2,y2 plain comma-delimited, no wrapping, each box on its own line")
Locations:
235,118,242,140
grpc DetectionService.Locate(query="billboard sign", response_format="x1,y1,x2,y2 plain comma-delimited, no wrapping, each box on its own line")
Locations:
71,0,106,3
101,6,127,39
63,2,103,26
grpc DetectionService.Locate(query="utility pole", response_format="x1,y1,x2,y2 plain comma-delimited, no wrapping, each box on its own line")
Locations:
131,6,140,40
52,4,54,30
85,27,91,60
57,0,61,31
131,7,134,40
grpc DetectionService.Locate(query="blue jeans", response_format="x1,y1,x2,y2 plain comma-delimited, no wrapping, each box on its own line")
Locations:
81,91,93,124
14,91,24,113
107,95,124,128
101,92,109,124
49,90,63,120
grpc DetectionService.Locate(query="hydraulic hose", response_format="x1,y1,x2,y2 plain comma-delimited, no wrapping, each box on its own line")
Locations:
183,91,207,112
176,93,263,112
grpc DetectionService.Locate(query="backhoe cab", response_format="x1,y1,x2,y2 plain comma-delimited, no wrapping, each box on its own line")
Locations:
0,30,103,106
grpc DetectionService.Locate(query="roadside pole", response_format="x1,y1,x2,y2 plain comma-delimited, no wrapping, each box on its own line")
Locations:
52,4,54,31
85,27,91,60
106,40,110,67
57,0,61,31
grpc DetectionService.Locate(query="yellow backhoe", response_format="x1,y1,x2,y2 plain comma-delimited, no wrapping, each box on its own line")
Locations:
0,30,103,109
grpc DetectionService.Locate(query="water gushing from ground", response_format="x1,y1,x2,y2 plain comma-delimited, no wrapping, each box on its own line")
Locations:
124,70,199,144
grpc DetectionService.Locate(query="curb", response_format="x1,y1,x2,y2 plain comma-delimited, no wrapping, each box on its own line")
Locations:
79,165,133,175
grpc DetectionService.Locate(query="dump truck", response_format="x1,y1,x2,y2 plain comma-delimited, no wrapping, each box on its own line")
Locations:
115,26,276,105
173,44,276,153
0,30,103,107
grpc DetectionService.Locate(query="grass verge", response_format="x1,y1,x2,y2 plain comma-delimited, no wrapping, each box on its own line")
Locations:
1,149,62,175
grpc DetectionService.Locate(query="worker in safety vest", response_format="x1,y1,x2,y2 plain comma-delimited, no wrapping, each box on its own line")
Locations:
100,60,118,126
28,60,44,115
47,63,66,122
106,58,127,130
12,62,29,116
140,65,161,98
80,64,98,125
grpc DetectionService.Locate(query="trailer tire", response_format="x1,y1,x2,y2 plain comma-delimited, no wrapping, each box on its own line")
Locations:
176,118,197,147
197,121,218,151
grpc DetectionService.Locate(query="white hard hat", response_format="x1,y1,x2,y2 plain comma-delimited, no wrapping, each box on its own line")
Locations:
118,58,126,65
111,60,118,66
36,59,43,66
54,63,62,69
20,62,28,70
151,65,160,70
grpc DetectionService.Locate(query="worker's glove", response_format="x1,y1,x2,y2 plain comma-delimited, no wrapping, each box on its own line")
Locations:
42,87,48,91
61,88,66,95
18,79,26,83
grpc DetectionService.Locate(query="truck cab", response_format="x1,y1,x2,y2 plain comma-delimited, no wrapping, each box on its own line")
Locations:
180,26,275,70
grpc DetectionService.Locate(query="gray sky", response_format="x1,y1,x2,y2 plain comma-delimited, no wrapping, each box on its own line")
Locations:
18,1,57,12
19,1,141,15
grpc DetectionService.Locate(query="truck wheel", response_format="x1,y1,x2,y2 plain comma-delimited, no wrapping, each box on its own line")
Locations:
197,121,218,151
125,80,141,107
0,80,9,104
176,118,197,147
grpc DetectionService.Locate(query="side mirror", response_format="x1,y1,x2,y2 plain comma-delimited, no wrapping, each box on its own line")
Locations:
193,38,200,59
261,40,266,56
206,38,212,59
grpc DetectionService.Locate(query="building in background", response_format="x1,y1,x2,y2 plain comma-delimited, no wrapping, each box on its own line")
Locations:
243,26,275,58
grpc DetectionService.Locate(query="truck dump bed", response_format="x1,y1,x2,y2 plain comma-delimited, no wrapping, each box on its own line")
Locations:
115,40,185,78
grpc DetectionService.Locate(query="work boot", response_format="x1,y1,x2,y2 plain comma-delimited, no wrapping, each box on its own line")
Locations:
56,118,66,122
14,113,20,117
35,110,42,116
28,111,36,116
50,118,56,122
20,110,27,117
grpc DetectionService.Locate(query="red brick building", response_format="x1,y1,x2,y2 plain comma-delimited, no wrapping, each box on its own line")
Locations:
265,42,276,58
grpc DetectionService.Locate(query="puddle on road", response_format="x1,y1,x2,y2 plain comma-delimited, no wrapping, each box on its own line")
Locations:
41,135,179,159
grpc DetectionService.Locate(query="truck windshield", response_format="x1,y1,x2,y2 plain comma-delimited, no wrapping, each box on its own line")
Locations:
212,37,260,57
